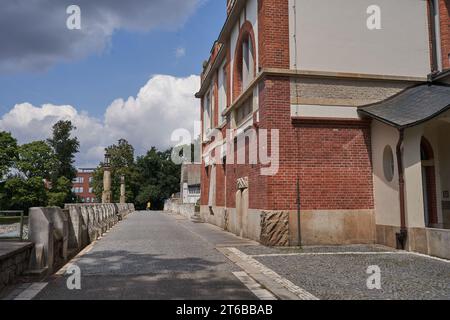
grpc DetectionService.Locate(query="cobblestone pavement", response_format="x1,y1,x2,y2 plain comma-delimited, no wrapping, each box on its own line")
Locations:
31,212,258,300
236,245,450,300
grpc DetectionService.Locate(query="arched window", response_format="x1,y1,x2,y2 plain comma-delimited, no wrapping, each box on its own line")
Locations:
233,22,256,98
241,34,254,88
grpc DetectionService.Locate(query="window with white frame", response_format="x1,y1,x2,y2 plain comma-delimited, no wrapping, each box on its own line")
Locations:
242,35,254,89
235,97,253,126
218,62,227,124
203,88,214,138
72,177,84,184
72,187,84,194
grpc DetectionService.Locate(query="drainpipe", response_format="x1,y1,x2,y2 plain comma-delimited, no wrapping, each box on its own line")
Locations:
396,129,408,250
428,0,439,72
296,176,302,247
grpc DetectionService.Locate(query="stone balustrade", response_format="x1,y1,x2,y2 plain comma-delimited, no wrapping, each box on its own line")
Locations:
28,203,135,275
164,198,199,219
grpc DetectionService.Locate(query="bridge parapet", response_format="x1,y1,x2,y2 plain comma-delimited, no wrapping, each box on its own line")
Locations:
27,203,135,275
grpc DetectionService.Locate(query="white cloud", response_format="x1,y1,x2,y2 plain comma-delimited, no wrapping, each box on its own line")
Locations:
0,75,200,167
0,0,202,73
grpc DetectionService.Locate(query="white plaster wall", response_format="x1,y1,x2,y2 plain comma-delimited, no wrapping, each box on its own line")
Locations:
374,111,450,229
437,125,450,201
403,126,426,228
289,0,430,77
371,120,401,227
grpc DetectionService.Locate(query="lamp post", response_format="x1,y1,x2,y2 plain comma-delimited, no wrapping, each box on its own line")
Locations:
120,175,126,204
102,151,112,203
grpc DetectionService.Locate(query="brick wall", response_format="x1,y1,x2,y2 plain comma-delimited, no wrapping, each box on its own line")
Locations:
439,0,450,69
200,165,210,206
200,0,375,213
259,76,375,211
258,0,290,70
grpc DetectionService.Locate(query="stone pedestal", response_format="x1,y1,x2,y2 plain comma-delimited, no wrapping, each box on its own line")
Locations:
102,168,112,203
120,175,126,204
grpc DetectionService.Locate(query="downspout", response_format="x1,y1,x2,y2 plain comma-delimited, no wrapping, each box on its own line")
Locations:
428,0,439,72
396,129,408,250
293,0,302,248
296,176,302,247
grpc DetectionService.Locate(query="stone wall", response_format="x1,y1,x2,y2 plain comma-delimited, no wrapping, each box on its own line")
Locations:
28,203,134,274
260,211,289,247
0,243,33,292
164,198,199,219
201,205,377,247
378,225,450,260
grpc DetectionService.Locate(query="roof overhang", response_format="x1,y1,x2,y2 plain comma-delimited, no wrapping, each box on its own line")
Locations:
195,1,247,99
195,46,226,98
217,0,246,44
358,83,450,129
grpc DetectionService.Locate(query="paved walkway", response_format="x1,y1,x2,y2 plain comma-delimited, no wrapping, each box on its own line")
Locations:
4,211,450,300
30,212,259,300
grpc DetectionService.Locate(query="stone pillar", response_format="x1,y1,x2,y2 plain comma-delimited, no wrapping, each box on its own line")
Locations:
102,168,112,204
120,175,126,204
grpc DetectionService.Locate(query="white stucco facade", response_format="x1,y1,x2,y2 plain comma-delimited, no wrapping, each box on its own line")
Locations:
289,0,431,77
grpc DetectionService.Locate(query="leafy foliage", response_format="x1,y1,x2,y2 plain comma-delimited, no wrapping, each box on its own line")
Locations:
47,120,80,184
92,139,140,203
92,143,181,210
16,141,57,179
0,131,18,178
135,147,181,210
1,126,182,212
0,122,79,211
3,176,48,211
47,177,74,207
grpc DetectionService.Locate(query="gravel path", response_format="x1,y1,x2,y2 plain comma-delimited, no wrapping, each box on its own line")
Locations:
253,251,450,300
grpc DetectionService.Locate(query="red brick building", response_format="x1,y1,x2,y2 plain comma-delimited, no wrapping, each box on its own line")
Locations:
196,0,450,257
72,168,97,203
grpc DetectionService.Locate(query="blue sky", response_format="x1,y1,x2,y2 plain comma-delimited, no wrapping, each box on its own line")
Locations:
0,0,225,118
0,0,226,166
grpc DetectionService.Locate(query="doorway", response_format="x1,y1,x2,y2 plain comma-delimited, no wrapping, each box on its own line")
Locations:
421,137,438,227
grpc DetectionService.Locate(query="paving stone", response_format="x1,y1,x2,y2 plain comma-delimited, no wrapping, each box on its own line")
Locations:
32,212,257,300
254,252,450,300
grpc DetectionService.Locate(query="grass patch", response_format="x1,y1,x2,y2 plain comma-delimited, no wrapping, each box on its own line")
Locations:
0,216,27,225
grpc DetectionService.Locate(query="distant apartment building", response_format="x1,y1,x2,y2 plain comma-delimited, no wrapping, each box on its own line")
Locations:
196,0,450,258
72,168,97,203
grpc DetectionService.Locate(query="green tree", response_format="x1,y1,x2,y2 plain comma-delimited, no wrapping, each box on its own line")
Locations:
47,120,80,183
0,131,18,178
92,139,140,203
47,177,73,207
16,141,57,179
135,147,181,210
3,176,48,211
